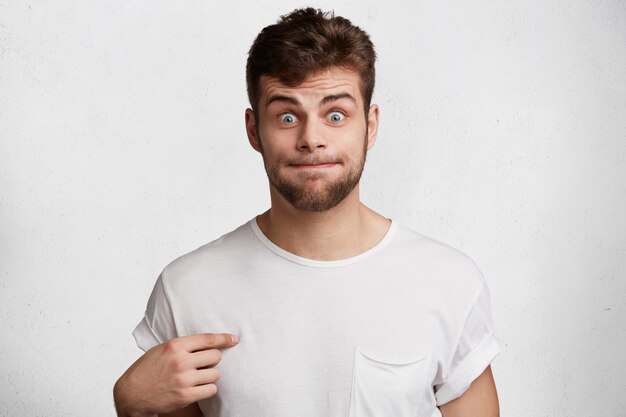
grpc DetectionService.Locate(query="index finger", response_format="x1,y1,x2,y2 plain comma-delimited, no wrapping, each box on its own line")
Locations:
177,333,239,352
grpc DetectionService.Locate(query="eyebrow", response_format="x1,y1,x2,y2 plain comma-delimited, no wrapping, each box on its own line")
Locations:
320,93,357,106
265,95,300,108
265,92,357,108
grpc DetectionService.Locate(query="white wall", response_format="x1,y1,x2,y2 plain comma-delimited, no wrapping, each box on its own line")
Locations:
1,1,625,416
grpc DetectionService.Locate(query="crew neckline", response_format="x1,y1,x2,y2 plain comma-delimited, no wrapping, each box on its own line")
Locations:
249,217,398,268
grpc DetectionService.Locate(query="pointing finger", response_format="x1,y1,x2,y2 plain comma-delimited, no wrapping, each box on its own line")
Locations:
176,333,239,353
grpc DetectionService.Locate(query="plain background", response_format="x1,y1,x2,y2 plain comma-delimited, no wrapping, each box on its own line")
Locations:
1,1,625,416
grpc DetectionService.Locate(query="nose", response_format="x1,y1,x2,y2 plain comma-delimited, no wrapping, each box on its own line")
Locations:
297,119,326,152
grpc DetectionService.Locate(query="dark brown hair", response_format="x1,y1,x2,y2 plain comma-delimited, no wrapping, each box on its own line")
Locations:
246,8,376,114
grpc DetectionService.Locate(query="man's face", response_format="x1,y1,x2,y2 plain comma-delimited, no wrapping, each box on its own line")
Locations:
245,68,379,212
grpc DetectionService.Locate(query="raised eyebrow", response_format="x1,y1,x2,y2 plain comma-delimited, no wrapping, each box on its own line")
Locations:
265,95,300,108
320,93,357,106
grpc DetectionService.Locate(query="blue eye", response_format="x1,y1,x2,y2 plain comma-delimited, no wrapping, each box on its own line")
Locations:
327,111,345,123
280,113,298,124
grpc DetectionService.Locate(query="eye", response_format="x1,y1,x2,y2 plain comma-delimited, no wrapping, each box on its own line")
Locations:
326,111,345,123
279,112,298,124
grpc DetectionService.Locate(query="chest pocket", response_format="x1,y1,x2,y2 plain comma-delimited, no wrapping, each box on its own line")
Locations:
348,348,436,417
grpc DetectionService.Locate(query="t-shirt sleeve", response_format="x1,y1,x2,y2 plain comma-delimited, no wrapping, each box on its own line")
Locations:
132,272,178,352
434,279,501,405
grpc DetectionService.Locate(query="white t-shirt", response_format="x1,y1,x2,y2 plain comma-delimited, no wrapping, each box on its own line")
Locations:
133,218,500,417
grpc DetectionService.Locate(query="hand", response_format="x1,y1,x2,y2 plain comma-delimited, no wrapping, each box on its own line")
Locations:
114,333,239,417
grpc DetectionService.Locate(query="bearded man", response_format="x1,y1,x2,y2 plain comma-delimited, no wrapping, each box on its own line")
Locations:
114,8,501,417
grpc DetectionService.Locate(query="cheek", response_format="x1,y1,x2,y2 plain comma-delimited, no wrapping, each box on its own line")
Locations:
260,127,298,150
342,128,368,152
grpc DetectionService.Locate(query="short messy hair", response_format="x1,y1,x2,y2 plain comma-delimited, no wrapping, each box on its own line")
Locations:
246,7,376,114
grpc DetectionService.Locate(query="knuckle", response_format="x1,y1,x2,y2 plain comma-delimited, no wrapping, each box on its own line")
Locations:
210,367,221,381
164,338,182,353
171,373,187,388
170,357,186,372
174,387,193,405
220,333,232,344
211,349,222,363
206,333,217,345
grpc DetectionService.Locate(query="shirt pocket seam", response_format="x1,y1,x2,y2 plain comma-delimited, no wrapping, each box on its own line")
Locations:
348,348,436,417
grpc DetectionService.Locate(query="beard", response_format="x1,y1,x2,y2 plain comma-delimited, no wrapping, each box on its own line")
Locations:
258,131,368,212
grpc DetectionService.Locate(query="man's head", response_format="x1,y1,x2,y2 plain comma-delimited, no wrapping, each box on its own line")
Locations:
246,8,376,116
245,8,379,212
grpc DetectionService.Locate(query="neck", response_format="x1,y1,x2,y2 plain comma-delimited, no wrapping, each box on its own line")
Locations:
256,185,391,261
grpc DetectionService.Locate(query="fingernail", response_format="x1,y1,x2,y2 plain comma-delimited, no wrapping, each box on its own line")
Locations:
232,335,239,344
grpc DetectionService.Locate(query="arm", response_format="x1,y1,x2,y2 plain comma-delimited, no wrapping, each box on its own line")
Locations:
438,365,499,417
159,403,203,417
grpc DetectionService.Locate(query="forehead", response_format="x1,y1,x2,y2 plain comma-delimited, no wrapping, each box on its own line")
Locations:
259,68,363,107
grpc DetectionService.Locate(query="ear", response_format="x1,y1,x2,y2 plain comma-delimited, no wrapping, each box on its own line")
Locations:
366,104,379,151
245,108,262,153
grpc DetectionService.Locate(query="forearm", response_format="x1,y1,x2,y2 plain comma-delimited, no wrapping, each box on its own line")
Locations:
113,376,157,417
157,403,204,417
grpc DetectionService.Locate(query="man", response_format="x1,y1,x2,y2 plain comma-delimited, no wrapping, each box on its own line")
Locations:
114,8,500,417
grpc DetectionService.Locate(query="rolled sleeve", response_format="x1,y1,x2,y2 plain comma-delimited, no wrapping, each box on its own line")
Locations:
435,281,500,405
131,272,178,352
435,331,500,404
132,316,163,352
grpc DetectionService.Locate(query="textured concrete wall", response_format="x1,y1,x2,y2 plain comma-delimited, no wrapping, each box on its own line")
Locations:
1,1,625,416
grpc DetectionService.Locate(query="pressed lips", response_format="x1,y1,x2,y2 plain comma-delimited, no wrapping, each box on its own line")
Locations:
287,157,340,169
289,162,338,169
